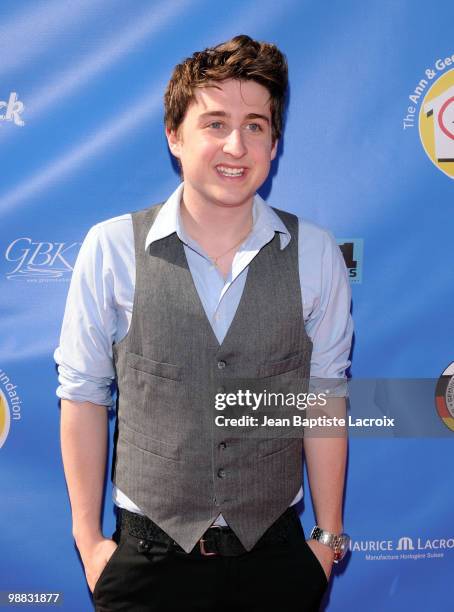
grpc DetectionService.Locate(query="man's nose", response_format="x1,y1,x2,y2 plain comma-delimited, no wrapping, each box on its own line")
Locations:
223,128,247,157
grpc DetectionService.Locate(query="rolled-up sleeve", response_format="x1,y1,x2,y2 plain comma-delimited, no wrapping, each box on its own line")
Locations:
299,220,353,396
54,224,117,406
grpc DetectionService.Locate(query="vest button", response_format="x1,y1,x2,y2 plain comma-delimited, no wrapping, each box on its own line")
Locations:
219,442,227,450
217,360,226,370
217,468,226,478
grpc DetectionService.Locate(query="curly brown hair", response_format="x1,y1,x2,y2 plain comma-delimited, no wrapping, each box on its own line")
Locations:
164,34,288,143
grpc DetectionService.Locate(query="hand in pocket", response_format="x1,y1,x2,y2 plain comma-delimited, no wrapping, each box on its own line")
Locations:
81,538,119,594
305,538,334,582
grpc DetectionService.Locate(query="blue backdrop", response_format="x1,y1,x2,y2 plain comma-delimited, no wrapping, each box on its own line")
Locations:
1,1,453,610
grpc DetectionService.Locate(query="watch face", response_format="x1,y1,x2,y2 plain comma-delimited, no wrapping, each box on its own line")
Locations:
335,535,350,560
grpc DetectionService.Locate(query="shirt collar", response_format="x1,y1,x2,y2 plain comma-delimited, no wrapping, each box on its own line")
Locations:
144,182,291,251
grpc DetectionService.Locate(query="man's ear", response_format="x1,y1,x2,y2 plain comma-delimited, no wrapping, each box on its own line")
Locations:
166,127,182,158
270,138,279,161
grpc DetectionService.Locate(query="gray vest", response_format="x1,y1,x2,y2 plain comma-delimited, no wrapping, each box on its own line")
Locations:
112,203,312,553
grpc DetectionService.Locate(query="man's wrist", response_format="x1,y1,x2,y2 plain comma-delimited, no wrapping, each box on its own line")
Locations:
310,526,350,563
73,526,104,551
315,522,343,534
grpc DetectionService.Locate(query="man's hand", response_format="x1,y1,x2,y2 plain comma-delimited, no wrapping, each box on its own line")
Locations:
306,538,335,581
78,537,119,594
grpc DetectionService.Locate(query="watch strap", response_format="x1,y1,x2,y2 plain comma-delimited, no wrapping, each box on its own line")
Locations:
310,526,350,562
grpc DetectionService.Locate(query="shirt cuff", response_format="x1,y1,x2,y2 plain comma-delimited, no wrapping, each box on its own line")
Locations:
55,362,114,407
309,377,349,398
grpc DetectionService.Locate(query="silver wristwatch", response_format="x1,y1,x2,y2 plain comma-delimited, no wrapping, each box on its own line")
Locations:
310,526,350,563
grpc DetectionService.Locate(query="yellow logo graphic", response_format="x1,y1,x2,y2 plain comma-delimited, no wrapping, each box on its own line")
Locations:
0,388,11,448
420,69,454,178
435,362,454,432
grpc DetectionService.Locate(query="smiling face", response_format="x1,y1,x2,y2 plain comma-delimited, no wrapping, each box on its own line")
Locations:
166,78,278,212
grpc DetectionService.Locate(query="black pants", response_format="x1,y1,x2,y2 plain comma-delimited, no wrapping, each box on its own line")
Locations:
93,508,328,612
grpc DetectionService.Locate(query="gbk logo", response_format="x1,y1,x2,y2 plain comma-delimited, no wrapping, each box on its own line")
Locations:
5,238,81,281
337,239,364,284
396,537,415,551
0,92,25,127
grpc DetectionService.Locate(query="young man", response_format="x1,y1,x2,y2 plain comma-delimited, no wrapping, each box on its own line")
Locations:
56,35,353,611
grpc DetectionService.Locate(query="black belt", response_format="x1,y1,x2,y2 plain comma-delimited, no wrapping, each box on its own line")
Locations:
118,506,298,558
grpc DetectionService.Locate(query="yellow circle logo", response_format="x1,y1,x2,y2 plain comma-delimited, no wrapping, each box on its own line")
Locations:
0,388,11,448
435,362,454,432
419,69,454,178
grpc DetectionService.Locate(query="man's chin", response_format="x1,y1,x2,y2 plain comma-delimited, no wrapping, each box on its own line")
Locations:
200,187,256,210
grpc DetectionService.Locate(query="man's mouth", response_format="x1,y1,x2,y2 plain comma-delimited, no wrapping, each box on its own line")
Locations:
216,165,246,177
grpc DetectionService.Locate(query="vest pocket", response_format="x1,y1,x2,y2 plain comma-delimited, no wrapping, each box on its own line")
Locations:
127,351,182,381
258,437,301,459
257,352,307,378
120,421,181,461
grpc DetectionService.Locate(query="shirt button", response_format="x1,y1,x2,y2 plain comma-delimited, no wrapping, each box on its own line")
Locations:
219,442,227,450
217,360,226,370
217,468,226,478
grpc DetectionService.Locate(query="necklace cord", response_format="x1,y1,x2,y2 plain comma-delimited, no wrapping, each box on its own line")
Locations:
209,227,252,265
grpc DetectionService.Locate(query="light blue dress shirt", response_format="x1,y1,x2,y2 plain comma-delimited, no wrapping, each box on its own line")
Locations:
54,183,353,520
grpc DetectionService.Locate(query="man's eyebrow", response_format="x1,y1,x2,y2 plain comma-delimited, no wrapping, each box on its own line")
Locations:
245,113,270,124
197,111,270,123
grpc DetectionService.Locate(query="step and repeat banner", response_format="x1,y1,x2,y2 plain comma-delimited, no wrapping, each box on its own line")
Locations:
1,1,453,610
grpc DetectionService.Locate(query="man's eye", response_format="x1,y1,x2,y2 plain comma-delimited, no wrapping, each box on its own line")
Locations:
247,123,262,132
209,121,223,129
